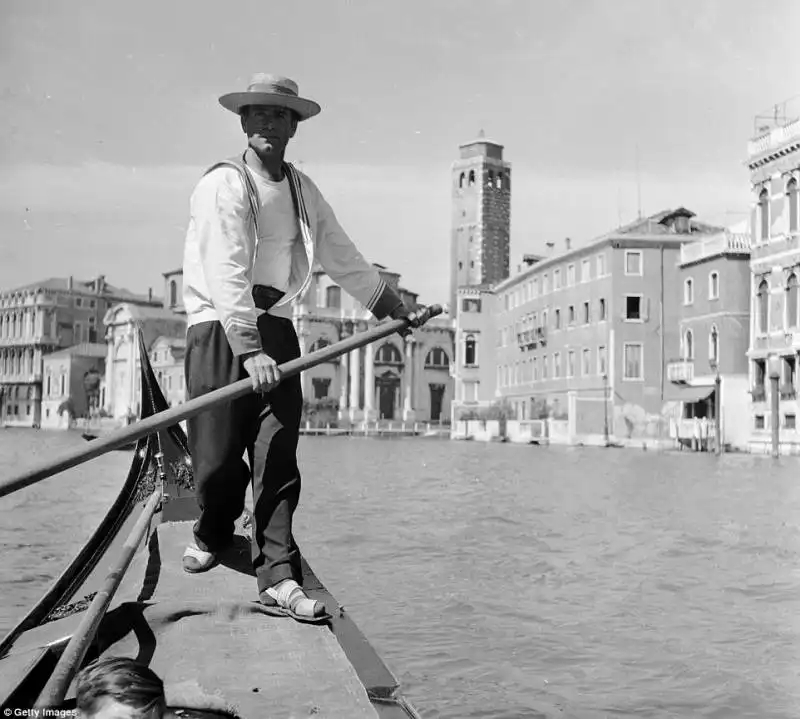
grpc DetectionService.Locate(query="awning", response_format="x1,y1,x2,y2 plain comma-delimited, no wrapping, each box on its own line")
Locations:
666,384,715,403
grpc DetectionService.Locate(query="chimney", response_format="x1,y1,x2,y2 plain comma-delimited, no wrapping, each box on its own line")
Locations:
96,275,105,294
67,276,73,291
545,242,555,254
565,237,572,251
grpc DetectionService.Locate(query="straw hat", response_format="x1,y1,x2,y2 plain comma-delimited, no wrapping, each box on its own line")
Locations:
218,73,321,120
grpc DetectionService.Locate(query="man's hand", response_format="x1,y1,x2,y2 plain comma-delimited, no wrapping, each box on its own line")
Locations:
242,351,282,394
390,303,433,337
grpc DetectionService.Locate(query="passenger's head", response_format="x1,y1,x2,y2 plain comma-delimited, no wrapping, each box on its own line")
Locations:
75,656,165,719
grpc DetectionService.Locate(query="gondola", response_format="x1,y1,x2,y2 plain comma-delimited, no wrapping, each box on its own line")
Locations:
0,311,440,718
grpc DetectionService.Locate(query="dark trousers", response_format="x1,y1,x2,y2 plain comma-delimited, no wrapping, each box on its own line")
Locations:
184,315,303,593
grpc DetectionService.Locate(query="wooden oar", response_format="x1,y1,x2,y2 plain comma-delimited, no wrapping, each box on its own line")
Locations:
33,486,163,709
0,305,443,499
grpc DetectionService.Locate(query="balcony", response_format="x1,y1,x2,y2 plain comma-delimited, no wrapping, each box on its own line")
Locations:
679,231,751,265
748,116,800,159
667,359,694,384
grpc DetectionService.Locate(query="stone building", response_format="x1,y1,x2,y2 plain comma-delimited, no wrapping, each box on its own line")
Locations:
667,226,752,449
450,131,511,318
105,266,454,424
0,275,161,427
40,343,107,429
452,207,725,444
746,96,800,452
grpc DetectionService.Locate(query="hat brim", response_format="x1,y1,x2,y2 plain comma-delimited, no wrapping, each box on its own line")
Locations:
218,92,321,121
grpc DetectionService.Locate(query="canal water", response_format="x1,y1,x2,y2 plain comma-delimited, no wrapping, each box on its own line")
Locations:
1,429,799,718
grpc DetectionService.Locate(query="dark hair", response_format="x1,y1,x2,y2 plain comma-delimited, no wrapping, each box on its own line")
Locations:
76,656,165,717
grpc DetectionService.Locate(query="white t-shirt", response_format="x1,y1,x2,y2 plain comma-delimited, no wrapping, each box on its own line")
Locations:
245,167,300,293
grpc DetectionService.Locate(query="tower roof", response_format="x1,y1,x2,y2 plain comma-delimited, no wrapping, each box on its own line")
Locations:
458,129,504,159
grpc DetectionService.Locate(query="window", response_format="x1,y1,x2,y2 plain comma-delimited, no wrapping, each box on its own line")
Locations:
581,259,591,282
461,298,482,313
75,297,83,308
599,298,606,321
533,357,540,381
581,348,591,376
789,178,799,234
684,278,694,305
582,301,590,324
89,299,96,309
709,325,719,364
623,343,643,380
458,172,465,188
759,187,769,242
554,308,561,330
625,295,642,321
597,253,606,277
542,354,549,379
684,329,694,360
709,271,719,300
60,374,66,395
597,345,607,375
464,335,477,366
326,285,341,309
468,170,475,186
567,264,576,286
553,352,561,378
554,269,561,290
786,414,797,430
425,347,449,369
543,274,549,294
567,350,576,378
786,274,798,328
568,305,575,326
376,343,402,364
755,414,765,430
625,250,642,276
757,279,769,334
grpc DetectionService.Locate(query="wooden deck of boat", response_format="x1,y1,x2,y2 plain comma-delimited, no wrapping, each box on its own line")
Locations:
88,520,379,718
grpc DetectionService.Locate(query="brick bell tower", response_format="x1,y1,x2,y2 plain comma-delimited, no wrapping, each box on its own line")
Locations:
449,131,511,317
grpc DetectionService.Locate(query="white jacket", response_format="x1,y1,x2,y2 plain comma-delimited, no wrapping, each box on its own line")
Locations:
182,155,402,355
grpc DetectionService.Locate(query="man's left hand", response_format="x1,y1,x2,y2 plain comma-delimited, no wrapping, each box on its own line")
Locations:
391,304,433,337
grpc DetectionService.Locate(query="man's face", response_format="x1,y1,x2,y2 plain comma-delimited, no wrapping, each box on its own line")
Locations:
241,104,297,157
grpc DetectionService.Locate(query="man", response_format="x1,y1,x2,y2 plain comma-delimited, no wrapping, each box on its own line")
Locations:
75,656,165,719
181,74,426,623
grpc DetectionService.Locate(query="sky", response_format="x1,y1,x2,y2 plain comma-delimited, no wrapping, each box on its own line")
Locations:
1,0,799,304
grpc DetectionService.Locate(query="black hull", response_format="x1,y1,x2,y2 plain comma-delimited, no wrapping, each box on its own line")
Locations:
0,327,421,718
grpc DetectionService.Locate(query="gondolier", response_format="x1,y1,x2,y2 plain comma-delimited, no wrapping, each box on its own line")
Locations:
180,73,426,623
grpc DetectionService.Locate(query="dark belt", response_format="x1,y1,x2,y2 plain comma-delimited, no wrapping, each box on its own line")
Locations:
252,285,286,311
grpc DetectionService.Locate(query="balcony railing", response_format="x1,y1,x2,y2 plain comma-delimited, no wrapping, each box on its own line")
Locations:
748,117,800,159
679,231,752,265
667,359,694,383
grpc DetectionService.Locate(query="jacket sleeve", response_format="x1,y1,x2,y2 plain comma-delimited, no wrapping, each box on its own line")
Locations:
192,170,262,356
312,187,405,319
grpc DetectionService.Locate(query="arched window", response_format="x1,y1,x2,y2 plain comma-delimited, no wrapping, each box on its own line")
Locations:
326,285,341,309
757,279,769,334
487,170,495,187
759,187,770,242
709,325,719,364
496,172,503,190
169,280,178,307
787,177,798,234
458,172,465,189
468,170,475,186
684,329,694,360
464,334,476,365
786,273,798,328
375,342,402,364
708,271,719,300
424,347,450,369
684,278,694,305
309,337,331,353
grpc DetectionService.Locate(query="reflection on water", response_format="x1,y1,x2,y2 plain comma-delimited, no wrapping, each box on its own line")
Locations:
2,431,799,718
